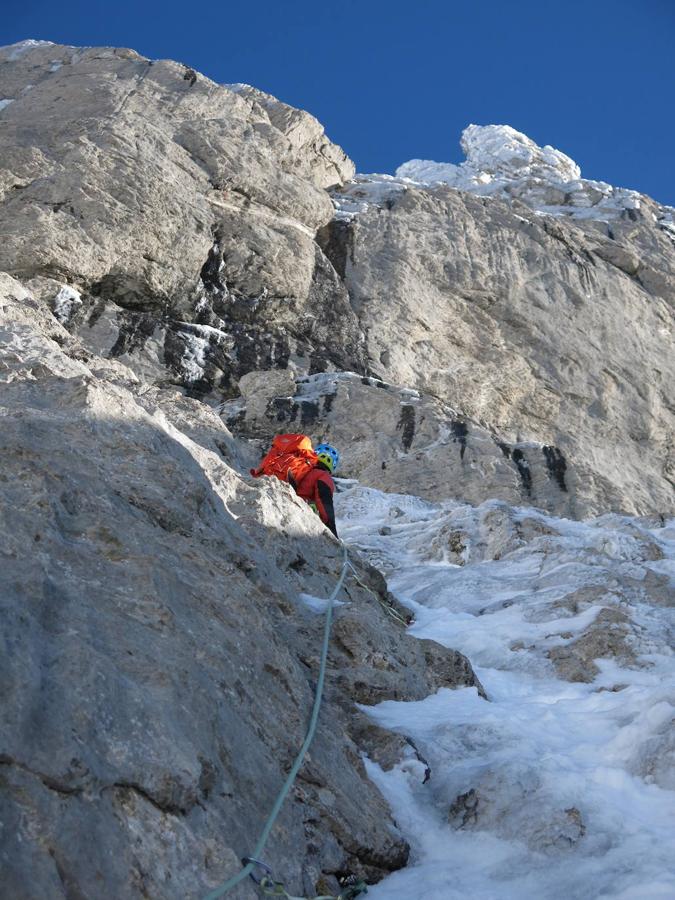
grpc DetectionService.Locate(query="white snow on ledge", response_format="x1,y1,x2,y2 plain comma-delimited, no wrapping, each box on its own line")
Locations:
334,124,672,225
0,99,15,112
52,285,82,325
2,39,55,61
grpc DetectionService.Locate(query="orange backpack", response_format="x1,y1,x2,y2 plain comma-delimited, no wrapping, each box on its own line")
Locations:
251,433,318,487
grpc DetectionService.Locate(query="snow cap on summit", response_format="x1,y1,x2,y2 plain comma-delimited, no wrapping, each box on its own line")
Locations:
394,123,646,220
398,124,581,188
2,39,55,61
461,124,581,181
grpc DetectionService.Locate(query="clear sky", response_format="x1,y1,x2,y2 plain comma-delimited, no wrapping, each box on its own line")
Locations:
3,0,675,205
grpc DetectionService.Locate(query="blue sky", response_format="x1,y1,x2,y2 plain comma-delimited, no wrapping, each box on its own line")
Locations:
3,0,675,205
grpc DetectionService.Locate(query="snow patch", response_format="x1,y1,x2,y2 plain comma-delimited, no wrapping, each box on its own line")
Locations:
658,210,675,245
52,285,82,325
0,99,15,112
5,39,54,61
180,333,211,382
297,592,346,614
332,174,409,221
177,321,228,340
394,125,645,222
399,124,580,187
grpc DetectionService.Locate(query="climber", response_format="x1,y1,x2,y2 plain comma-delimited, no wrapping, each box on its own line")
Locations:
251,435,340,538
291,442,340,539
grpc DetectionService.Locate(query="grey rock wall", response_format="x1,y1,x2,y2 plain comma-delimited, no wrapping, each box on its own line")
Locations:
320,184,675,516
2,41,672,517
224,371,580,517
0,272,481,898
1,37,674,896
0,42,364,399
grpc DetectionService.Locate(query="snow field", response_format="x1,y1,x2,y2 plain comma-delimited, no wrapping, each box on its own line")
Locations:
337,485,675,900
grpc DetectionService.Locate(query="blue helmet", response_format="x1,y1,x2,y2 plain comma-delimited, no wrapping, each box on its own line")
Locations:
315,443,340,473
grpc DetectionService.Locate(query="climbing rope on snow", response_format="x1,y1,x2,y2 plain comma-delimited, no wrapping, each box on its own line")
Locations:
203,546,351,900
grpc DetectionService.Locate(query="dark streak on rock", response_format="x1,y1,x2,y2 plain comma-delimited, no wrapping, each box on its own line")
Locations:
198,241,225,307
110,310,157,358
397,405,416,452
511,448,532,495
316,218,354,280
0,754,83,797
300,400,320,426
543,445,568,492
182,67,197,87
267,397,297,424
112,781,188,816
451,420,468,460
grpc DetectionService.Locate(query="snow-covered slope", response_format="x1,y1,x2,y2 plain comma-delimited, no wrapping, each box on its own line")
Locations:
338,485,675,900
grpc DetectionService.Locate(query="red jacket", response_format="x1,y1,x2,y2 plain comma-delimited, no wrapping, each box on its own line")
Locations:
295,464,337,536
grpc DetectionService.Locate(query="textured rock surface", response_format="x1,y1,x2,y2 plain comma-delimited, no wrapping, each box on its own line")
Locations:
322,181,675,516
0,41,363,398
224,371,580,517
0,273,481,898
1,38,674,900
2,41,672,517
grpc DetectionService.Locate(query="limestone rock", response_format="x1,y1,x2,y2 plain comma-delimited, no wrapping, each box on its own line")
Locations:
547,608,635,683
0,41,364,398
226,84,354,189
0,272,481,898
225,370,604,518
322,182,675,516
1,37,674,897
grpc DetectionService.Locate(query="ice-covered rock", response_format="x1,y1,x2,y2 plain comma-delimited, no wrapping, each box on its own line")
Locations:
395,124,646,221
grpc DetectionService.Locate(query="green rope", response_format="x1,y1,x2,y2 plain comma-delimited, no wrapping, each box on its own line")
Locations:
203,546,350,900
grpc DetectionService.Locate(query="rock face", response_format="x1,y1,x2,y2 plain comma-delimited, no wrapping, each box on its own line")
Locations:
1,38,674,900
2,43,672,517
324,176,674,516
0,41,364,398
224,371,580,517
0,272,481,898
